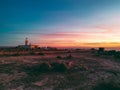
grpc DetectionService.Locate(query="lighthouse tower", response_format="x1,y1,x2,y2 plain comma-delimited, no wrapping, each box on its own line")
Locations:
25,38,28,46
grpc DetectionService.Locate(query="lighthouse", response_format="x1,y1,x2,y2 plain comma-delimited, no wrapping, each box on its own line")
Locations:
25,38,28,46
17,38,38,49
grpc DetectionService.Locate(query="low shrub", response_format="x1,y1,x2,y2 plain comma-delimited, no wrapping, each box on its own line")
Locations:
93,82,120,90
38,53,44,55
51,62,68,72
23,62,51,75
39,62,51,72
29,52,35,55
66,54,72,59
12,53,20,56
56,56,62,59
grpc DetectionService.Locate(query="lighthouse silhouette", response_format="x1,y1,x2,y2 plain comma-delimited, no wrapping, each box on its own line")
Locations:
25,38,28,46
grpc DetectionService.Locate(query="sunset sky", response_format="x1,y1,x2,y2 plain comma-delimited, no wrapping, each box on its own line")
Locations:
1,0,120,48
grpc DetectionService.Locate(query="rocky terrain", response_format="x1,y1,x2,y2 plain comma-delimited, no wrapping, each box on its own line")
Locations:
0,50,120,90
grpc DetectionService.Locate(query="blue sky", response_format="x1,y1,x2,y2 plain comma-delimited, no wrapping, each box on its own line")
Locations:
0,0,120,47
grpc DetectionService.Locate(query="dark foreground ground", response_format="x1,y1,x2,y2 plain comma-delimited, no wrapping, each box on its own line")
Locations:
0,50,120,90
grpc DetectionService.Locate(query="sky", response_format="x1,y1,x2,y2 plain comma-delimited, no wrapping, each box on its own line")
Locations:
0,0,120,48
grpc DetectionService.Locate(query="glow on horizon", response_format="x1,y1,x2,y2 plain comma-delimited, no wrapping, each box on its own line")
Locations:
34,23,120,48
0,0,120,48
25,4,120,48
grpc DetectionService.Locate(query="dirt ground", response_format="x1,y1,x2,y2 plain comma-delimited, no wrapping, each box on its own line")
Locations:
0,50,120,90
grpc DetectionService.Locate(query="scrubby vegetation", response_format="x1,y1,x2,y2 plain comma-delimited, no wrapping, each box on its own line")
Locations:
66,54,72,59
21,62,51,76
0,49,120,90
56,55,62,59
93,82,120,90
51,62,68,72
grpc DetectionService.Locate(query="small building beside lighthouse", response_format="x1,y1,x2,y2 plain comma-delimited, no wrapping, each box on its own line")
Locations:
17,38,38,49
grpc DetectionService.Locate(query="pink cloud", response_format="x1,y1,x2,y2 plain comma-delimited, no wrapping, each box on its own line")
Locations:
33,23,120,47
